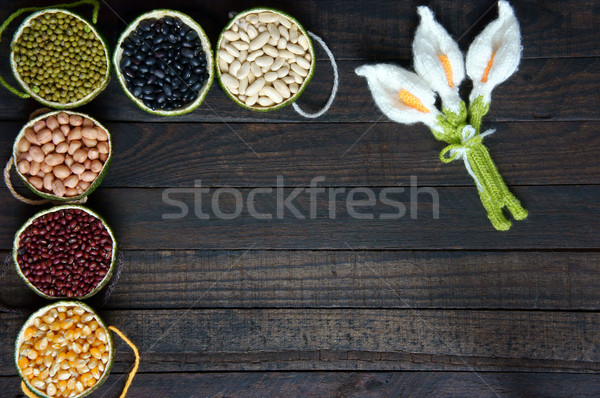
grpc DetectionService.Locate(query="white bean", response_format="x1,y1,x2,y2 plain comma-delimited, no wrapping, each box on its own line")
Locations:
260,86,283,103
273,80,291,98
247,24,258,40
258,96,275,106
259,12,279,23
279,16,292,28
245,94,258,106
289,83,299,93
237,62,251,79
278,50,295,59
296,56,311,70
221,73,239,89
264,71,278,82
225,44,240,57
291,63,308,77
239,30,250,43
247,50,264,62
239,77,248,95
245,78,266,97
223,31,240,41
283,76,295,84
271,57,285,71
290,26,298,43
249,32,270,51
268,24,280,41
277,37,287,50
258,25,267,33
251,62,262,77
298,35,309,51
277,66,289,78
246,14,258,24
231,40,250,51
287,43,304,55
238,50,248,63
279,25,289,40
290,70,303,84
263,45,278,57
255,56,274,68
229,60,241,77
218,49,234,63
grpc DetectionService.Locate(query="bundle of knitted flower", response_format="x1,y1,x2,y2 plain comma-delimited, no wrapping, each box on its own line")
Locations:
356,1,527,231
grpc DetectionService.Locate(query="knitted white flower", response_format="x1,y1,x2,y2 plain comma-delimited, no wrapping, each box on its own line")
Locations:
466,1,522,104
355,1,527,231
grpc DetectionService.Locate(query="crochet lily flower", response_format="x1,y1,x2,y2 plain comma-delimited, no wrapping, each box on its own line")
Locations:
356,1,527,231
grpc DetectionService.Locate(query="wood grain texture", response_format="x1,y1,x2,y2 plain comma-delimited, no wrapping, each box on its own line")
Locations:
0,185,598,250
3,250,600,311
0,58,598,123
3,372,600,398
2,309,600,373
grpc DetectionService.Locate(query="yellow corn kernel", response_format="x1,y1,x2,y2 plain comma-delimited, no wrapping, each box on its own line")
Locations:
58,379,68,391
73,328,83,339
89,321,99,331
95,329,106,343
64,329,74,341
18,357,29,369
72,342,82,354
47,382,57,396
57,351,67,363
80,372,92,383
35,337,48,351
101,352,109,364
31,377,45,389
82,325,92,336
22,367,33,377
43,315,55,324
90,348,101,359
43,355,53,368
73,307,85,316
50,321,61,331
27,349,38,360
58,312,66,321
35,357,43,366
67,377,76,390
90,367,100,379
33,317,41,328
23,327,35,341
66,350,77,361
80,313,93,323
58,370,71,380
40,368,49,380
57,306,66,313
75,381,84,393
86,378,96,388
61,319,74,330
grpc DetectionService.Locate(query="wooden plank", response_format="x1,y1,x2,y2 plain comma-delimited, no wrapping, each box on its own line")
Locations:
3,250,600,311
0,185,599,250
1,0,596,61
2,309,600,373
0,58,598,123
2,120,600,188
3,372,600,398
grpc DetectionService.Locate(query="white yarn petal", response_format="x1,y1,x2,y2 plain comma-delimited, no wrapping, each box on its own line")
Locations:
413,6,465,113
466,0,522,104
355,64,440,127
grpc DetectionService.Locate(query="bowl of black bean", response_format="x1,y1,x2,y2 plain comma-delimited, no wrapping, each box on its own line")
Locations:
114,10,214,116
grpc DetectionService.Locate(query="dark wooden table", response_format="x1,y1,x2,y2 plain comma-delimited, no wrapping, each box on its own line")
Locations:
1,0,599,396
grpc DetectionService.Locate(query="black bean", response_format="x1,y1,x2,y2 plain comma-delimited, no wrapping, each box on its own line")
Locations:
181,48,194,58
156,93,166,104
138,64,150,74
153,68,166,79
123,47,134,56
123,68,135,78
132,86,143,97
185,30,198,41
163,84,172,97
138,20,151,31
133,77,145,86
145,56,156,66
153,34,164,44
161,24,169,35
168,34,178,44
182,40,194,48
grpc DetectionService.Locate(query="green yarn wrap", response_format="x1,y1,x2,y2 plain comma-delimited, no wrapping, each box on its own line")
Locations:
432,96,527,231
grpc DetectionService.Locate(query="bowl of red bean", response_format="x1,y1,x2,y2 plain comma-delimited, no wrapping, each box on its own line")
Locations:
13,111,112,201
13,206,118,300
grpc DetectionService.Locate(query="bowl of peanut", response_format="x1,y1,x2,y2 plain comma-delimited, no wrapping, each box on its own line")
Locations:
13,111,112,201
216,8,316,111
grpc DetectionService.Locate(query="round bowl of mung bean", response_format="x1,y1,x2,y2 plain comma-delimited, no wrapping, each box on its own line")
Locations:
114,10,214,116
13,205,118,300
15,301,115,398
9,9,110,108
13,110,113,202
216,8,316,111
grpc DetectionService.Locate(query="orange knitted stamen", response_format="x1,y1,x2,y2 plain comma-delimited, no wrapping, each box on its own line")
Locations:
438,54,453,87
398,89,429,113
481,52,496,83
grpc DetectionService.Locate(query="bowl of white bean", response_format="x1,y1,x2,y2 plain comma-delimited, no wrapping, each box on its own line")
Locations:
215,8,316,111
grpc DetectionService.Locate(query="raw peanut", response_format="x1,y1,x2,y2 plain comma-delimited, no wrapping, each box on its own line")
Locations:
29,176,43,190
82,138,97,148
249,32,270,51
29,161,41,176
96,128,108,141
223,31,240,41
57,112,70,125
65,155,74,167
99,153,108,162
17,153,32,162
81,171,97,182
87,148,99,161
257,96,275,106
260,86,283,103
29,146,45,163
84,159,92,169
45,153,65,167
221,74,239,89
90,160,103,173
263,45,278,57
218,49,234,63
259,12,278,23
70,163,85,175
73,149,88,163
56,142,69,154
64,174,79,188
291,63,308,77
68,127,82,141
229,60,241,77
25,128,40,145
43,173,54,191
52,180,66,197
53,165,71,179
273,80,291,98
37,128,53,144
68,141,82,155
246,25,258,40
66,188,79,196
41,142,55,155
46,116,59,131
97,142,109,154
17,160,30,175
247,50,264,62
33,120,46,133
82,127,98,140
40,162,52,173
60,124,71,136
245,78,266,97
18,137,30,152
255,56,274,68
264,71,278,82
77,181,90,193
277,66,290,78
82,118,94,127
52,129,66,145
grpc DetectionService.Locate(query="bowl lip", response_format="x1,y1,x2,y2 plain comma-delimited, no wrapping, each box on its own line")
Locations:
15,300,115,398
12,109,113,202
12,205,119,301
215,7,316,112
10,8,111,109
113,9,215,116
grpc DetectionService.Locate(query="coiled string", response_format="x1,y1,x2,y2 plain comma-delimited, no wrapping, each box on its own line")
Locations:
0,0,100,98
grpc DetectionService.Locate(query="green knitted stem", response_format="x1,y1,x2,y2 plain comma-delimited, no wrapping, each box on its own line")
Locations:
469,95,490,133
0,0,100,98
